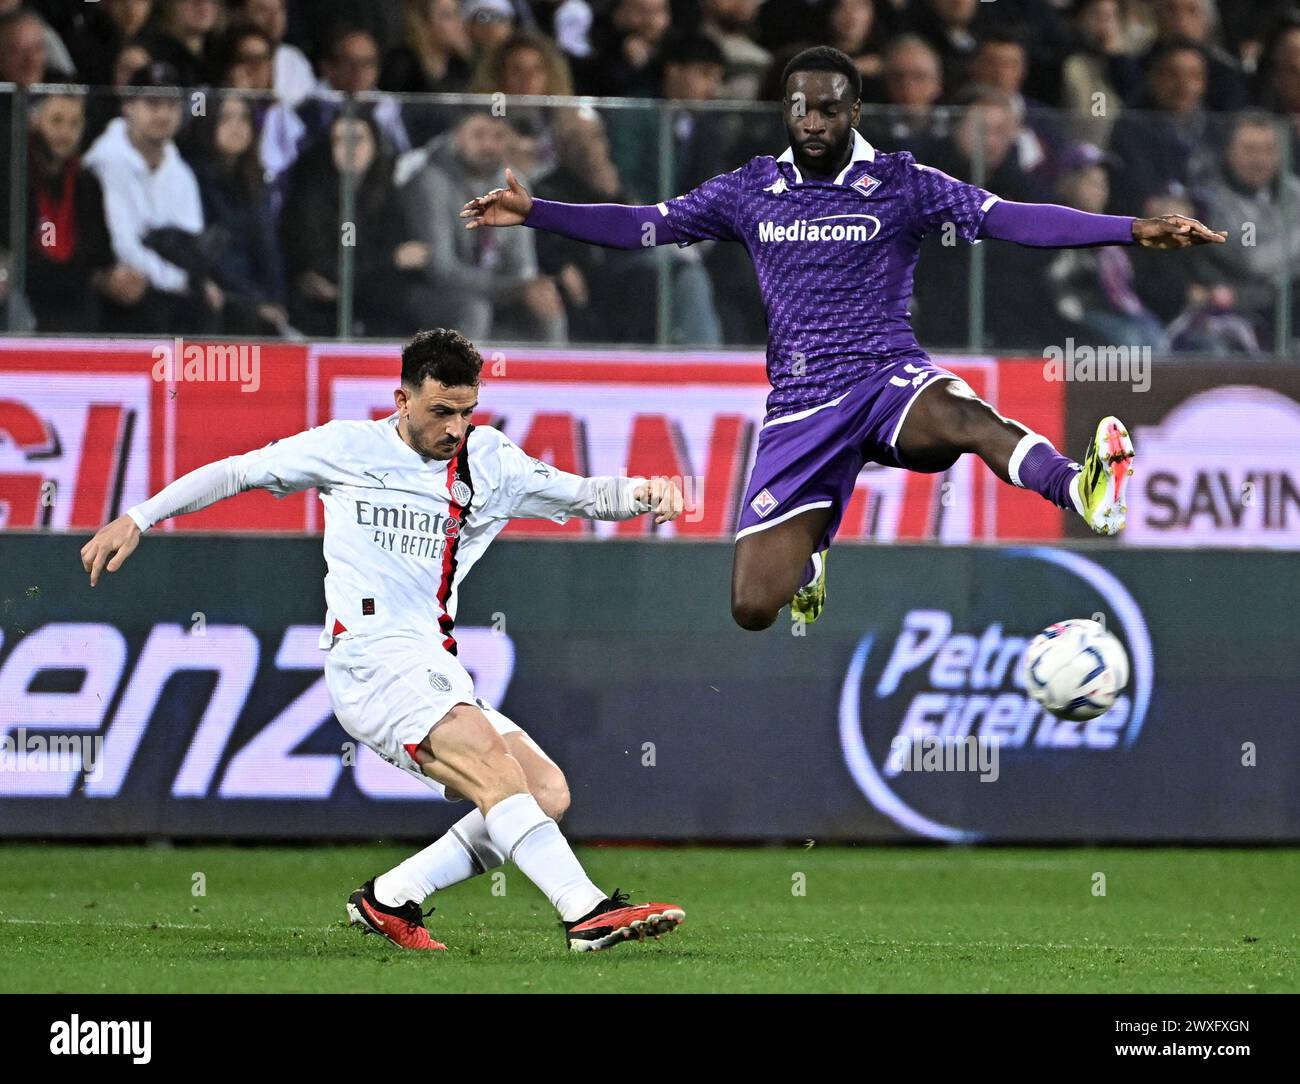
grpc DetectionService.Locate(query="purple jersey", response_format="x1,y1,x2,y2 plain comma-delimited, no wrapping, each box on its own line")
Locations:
657,130,999,419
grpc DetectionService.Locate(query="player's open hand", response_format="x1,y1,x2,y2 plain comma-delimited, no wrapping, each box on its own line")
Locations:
81,514,142,587
460,168,533,229
635,477,684,524
1132,214,1226,249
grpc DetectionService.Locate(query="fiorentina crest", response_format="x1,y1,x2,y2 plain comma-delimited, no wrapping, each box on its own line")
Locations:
852,173,881,198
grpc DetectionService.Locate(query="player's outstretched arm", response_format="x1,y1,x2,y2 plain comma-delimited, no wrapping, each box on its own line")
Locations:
80,456,248,586
979,200,1226,250
461,168,680,251
81,426,337,587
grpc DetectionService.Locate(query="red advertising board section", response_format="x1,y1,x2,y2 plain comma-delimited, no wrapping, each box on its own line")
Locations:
0,339,1063,541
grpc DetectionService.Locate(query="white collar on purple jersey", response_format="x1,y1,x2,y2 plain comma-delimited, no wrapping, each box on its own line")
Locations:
776,128,876,185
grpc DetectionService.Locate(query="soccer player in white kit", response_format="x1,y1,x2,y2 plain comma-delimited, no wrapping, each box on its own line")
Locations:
80,328,687,953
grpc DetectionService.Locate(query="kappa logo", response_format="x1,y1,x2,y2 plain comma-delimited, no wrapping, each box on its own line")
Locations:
852,172,882,198
764,176,789,195
427,671,452,692
450,479,471,505
751,488,779,518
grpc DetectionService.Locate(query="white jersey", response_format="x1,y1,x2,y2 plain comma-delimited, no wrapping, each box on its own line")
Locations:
127,415,648,652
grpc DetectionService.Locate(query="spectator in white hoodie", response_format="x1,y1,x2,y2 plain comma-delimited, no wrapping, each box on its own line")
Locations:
84,61,222,334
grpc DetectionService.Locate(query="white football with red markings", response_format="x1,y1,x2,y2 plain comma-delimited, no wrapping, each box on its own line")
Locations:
1022,618,1130,721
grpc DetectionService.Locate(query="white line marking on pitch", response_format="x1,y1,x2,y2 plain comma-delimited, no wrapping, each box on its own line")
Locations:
2,917,212,931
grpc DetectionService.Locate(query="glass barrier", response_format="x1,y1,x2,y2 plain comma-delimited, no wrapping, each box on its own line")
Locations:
1,86,1296,357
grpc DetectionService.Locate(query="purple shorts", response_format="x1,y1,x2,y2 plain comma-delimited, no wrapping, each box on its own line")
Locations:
736,359,958,551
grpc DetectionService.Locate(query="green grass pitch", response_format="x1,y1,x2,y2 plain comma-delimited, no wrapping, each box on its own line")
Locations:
1,844,1296,993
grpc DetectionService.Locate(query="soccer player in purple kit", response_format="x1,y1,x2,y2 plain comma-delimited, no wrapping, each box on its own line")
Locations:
461,46,1226,631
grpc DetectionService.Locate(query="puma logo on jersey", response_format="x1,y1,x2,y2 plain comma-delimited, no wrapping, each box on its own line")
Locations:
364,471,389,487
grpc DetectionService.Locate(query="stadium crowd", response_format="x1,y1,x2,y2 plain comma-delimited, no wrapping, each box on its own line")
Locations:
0,0,1298,351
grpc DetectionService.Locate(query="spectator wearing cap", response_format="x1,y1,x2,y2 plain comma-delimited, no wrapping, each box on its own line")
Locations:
1144,0,1246,112
394,109,564,343
1060,0,1144,149
1042,142,1169,350
464,0,517,61
233,0,315,107
1108,38,1219,211
83,62,221,333
697,0,771,101
581,0,672,98
0,93,140,332
143,0,221,86
1201,111,1300,349
281,112,436,337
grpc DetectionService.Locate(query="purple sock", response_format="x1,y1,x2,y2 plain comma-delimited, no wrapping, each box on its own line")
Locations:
1012,437,1080,511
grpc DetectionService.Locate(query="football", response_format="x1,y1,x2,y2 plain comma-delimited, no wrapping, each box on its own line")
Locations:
1022,619,1130,721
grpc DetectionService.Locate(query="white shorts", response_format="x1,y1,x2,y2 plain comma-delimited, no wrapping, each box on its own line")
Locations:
324,633,522,800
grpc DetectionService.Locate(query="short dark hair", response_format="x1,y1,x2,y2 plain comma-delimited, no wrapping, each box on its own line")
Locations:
1145,36,1208,73
781,46,862,102
401,329,483,389
975,27,1028,54
660,31,725,71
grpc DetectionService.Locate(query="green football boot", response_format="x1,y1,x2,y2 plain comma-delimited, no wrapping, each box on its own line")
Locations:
791,550,827,624
1077,415,1135,536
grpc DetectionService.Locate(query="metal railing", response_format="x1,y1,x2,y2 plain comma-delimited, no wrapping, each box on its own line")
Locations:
2,84,1294,356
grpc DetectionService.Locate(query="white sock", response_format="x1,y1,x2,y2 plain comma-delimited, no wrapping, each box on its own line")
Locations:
484,792,605,922
374,809,505,907
1068,472,1085,516
1007,432,1048,488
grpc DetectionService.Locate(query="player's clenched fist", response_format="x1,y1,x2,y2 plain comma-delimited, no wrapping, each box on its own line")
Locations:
634,477,685,524
81,514,142,587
